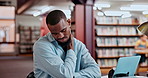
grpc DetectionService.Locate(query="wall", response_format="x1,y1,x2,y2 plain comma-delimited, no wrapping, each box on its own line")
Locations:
0,0,17,7
16,15,41,27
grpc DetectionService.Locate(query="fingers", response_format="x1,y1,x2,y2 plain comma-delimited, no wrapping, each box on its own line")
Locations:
70,34,74,50
67,34,74,50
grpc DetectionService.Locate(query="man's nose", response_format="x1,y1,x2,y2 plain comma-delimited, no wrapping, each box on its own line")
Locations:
58,32,64,38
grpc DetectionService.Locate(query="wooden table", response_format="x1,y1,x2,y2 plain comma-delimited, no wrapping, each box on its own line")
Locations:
134,50,148,54
134,50,148,69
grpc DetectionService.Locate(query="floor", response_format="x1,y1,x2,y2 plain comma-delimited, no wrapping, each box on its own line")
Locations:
0,56,33,78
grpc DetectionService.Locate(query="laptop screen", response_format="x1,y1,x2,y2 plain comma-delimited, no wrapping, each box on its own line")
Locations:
113,56,141,77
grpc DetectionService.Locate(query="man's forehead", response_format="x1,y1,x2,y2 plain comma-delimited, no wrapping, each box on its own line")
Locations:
48,19,68,32
49,25,67,33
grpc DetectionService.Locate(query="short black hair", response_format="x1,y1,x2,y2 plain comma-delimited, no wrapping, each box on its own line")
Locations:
46,10,67,25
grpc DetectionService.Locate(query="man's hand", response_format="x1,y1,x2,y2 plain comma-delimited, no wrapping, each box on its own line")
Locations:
67,34,74,50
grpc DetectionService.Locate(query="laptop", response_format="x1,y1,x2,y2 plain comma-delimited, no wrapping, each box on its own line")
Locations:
113,56,141,77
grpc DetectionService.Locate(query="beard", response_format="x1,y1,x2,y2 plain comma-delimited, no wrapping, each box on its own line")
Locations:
57,37,71,47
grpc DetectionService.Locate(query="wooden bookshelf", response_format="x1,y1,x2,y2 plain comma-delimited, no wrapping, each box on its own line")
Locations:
96,35,140,37
97,56,132,58
71,22,76,37
97,45,134,48
0,42,18,44
0,11,16,54
94,16,148,73
139,65,148,68
95,22,144,69
0,19,15,21
19,26,40,54
96,24,139,26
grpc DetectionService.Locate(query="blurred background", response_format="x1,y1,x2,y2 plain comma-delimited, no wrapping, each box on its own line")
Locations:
0,0,148,78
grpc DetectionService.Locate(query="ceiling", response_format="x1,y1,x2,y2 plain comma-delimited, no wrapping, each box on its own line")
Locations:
19,0,148,17
22,0,74,15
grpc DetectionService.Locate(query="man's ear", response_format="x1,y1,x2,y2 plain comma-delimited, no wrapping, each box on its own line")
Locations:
67,19,71,26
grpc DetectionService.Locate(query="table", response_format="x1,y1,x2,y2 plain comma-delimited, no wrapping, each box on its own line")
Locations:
134,50,148,54
134,50,148,76
134,50,148,66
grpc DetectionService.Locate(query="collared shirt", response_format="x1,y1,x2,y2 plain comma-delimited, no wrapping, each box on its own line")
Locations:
33,33,101,78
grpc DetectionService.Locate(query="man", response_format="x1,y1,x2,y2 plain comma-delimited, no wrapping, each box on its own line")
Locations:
33,10,101,78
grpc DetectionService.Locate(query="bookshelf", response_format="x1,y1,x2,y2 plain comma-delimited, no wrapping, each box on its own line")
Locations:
95,22,148,73
0,19,16,53
19,26,40,54
71,21,76,37
95,23,146,71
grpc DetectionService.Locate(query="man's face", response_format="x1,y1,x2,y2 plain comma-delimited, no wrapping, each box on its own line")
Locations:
48,19,71,43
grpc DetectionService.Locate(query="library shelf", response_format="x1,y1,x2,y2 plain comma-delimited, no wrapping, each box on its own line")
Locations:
95,23,145,71
19,26,40,54
19,42,34,45
96,35,141,37
96,24,139,26
97,45,134,48
139,65,148,68
97,56,131,59
99,65,148,69
0,42,18,44
0,19,15,21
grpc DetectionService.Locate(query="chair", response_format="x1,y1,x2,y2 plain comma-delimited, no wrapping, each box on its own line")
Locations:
27,71,35,78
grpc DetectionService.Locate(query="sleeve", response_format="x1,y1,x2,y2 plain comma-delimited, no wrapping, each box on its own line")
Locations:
33,42,77,78
73,42,101,78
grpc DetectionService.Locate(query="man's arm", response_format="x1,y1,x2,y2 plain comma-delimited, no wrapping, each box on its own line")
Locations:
33,42,77,78
74,42,101,78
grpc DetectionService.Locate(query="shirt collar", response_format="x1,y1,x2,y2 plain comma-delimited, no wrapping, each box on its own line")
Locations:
46,32,59,47
46,32,55,42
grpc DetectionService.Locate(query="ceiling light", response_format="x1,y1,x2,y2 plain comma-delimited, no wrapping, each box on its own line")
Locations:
93,7,97,10
121,13,132,18
61,10,71,19
32,6,53,17
97,7,102,10
143,11,148,15
93,7,102,10
97,12,104,16
95,3,110,8
33,11,41,17
130,5,148,8
104,11,130,16
120,7,148,11
120,5,148,11
31,5,49,10
41,6,52,13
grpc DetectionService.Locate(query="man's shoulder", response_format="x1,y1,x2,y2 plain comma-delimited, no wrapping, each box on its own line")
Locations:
74,38,83,44
36,36,48,43
34,36,52,47
74,38,85,47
